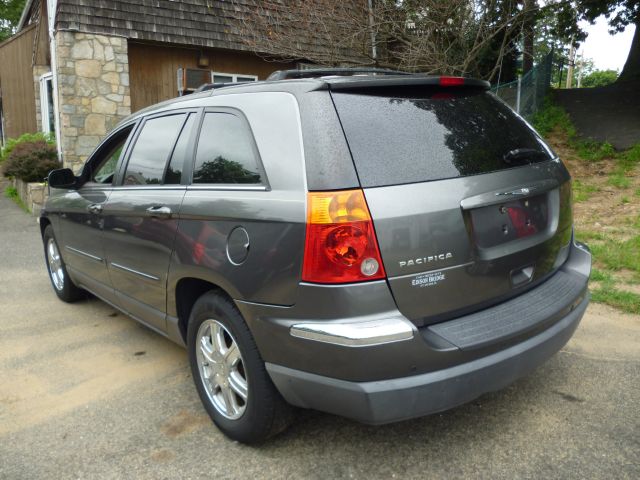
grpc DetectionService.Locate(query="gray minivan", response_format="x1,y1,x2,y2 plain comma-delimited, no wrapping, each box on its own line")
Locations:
41,69,591,443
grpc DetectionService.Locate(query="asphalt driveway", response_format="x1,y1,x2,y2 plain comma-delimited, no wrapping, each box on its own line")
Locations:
0,185,638,479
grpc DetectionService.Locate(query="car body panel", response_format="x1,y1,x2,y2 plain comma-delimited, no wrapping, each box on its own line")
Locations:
52,186,113,292
167,92,307,315
364,159,573,325
102,186,187,331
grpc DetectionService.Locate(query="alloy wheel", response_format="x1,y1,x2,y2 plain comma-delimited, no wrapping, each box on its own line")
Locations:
47,238,65,291
195,319,248,420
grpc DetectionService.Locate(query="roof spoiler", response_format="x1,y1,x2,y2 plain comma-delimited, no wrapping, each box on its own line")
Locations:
324,75,491,91
268,68,409,81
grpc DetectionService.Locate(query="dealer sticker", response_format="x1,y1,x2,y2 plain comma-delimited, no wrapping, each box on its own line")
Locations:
411,271,445,288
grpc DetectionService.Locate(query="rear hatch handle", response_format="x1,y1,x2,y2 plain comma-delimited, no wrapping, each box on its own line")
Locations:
460,178,559,211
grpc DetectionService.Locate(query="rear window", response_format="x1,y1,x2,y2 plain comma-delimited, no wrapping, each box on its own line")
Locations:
331,89,553,187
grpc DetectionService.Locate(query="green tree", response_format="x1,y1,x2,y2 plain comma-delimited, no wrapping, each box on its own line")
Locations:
0,0,26,42
548,0,640,83
582,69,620,87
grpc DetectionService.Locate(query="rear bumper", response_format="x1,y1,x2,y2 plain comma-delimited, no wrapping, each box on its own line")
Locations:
257,241,591,424
267,292,587,424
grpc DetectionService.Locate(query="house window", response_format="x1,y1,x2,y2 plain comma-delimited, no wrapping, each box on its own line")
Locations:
39,72,56,135
211,72,258,84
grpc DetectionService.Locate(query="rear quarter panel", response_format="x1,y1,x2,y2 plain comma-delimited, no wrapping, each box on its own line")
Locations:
167,92,307,314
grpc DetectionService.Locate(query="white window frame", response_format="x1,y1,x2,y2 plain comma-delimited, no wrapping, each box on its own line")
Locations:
210,72,258,84
39,72,55,134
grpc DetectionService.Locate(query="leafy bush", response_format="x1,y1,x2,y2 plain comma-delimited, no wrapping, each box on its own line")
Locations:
0,132,55,164
2,139,60,182
531,97,574,137
582,69,619,88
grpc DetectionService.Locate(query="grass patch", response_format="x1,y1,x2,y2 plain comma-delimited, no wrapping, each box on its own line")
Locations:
533,95,639,171
572,179,600,202
575,229,607,242
576,140,615,162
589,236,640,273
575,230,640,313
537,97,640,314
531,97,574,138
4,185,29,212
590,268,613,283
608,174,631,189
591,286,640,315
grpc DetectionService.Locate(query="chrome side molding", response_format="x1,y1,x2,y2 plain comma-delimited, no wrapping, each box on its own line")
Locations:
110,262,160,281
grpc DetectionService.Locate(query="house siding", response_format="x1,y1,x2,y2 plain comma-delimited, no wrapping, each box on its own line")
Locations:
128,42,296,112
0,24,39,139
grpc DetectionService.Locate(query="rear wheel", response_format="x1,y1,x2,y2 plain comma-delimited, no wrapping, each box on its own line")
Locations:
43,225,84,302
187,291,293,443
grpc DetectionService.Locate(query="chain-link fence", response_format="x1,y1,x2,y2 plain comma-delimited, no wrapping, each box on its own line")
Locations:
491,52,553,119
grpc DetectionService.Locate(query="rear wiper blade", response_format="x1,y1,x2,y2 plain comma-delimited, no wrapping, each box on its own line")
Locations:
503,148,548,165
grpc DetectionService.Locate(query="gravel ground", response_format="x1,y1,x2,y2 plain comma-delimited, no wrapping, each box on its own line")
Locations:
0,185,638,480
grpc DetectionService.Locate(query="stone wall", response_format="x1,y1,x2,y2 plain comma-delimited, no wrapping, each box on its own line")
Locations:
55,32,131,170
12,178,47,215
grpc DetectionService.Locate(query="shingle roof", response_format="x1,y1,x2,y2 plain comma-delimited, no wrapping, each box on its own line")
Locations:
55,0,274,54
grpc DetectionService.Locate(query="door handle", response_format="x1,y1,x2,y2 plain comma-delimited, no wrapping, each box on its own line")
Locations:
87,203,103,214
146,205,172,219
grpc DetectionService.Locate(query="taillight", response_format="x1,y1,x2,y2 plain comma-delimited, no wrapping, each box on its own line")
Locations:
439,76,465,86
302,189,386,284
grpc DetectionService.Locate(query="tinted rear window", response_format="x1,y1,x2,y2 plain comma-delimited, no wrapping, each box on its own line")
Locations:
331,90,552,187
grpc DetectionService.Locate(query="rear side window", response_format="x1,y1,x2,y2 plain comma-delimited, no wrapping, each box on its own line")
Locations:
123,114,186,185
193,112,262,184
331,90,552,187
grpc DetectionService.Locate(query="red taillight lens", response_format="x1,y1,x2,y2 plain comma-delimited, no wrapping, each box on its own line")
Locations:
439,76,465,86
302,189,386,284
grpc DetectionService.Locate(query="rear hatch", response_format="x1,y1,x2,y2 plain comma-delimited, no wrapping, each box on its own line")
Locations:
330,82,573,326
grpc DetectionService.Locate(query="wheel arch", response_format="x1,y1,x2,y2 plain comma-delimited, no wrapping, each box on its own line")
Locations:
39,216,52,238
174,277,235,344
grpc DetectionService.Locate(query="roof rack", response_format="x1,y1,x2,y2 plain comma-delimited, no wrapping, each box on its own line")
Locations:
193,81,252,92
267,68,410,81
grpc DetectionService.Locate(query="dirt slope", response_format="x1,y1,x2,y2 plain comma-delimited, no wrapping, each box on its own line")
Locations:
553,82,640,150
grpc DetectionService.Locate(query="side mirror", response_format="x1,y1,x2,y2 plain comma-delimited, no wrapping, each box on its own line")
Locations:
48,168,77,189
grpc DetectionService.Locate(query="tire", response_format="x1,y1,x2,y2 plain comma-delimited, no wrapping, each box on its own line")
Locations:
43,225,85,302
187,291,293,443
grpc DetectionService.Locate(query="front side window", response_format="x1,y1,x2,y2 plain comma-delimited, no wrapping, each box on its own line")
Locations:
193,112,262,185
87,126,134,184
123,114,186,185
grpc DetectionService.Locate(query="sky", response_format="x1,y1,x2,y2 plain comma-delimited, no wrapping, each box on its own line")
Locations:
579,16,636,72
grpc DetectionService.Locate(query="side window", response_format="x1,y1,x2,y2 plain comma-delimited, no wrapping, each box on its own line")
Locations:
123,114,186,185
88,126,134,184
164,114,196,185
193,112,262,184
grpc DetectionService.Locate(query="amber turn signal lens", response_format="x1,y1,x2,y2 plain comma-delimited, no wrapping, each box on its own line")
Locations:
302,189,386,284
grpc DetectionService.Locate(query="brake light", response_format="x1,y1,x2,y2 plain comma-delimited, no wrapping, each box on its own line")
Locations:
439,76,465,86
302,189,386,284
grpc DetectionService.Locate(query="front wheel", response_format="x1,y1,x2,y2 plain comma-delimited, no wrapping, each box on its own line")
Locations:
43,225,84,302
187,291,293,443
